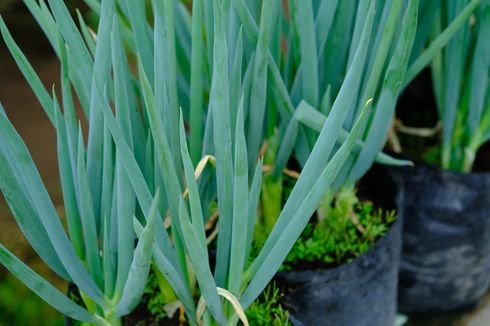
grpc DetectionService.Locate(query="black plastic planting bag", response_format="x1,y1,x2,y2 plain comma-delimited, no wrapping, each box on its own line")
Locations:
397,165,490,313
392,163,490,314
276,165,403,326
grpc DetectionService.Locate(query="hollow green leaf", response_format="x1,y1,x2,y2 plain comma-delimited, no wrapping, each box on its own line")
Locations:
246,0,274,168
245,158,263,264
154,0,181,168
53,95,84,259
116,190,160,316
123,0,153,81
316,0,339,56
230,27,243,142
467,3,490,134
178,199,227,324
347,0,371,67
76,129,103,288
190,0,205,164
102,208,115,298
294,0,318,106
179,112,208,248
210,1,234,287
228,99,248,296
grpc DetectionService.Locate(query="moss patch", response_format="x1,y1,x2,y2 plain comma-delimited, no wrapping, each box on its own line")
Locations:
281,187,396,271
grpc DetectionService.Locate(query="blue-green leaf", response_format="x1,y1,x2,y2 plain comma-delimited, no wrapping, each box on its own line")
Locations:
116,190,160,316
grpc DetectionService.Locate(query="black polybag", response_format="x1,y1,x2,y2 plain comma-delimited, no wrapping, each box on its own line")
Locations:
393,163,490,314
276,164,404,326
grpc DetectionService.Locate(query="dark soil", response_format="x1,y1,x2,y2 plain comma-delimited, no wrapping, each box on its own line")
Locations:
121,298,181,326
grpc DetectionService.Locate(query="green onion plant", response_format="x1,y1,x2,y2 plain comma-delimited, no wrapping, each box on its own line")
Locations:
271,0,481,186
0,0,482,325
0,0,167,323
0,0,378,325
257,0,476,230
428,0,490,172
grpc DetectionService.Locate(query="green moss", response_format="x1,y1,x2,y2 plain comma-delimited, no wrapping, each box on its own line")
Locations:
246,283,291,326
144,271,169,322
281,187,396,271
140,272,291,326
